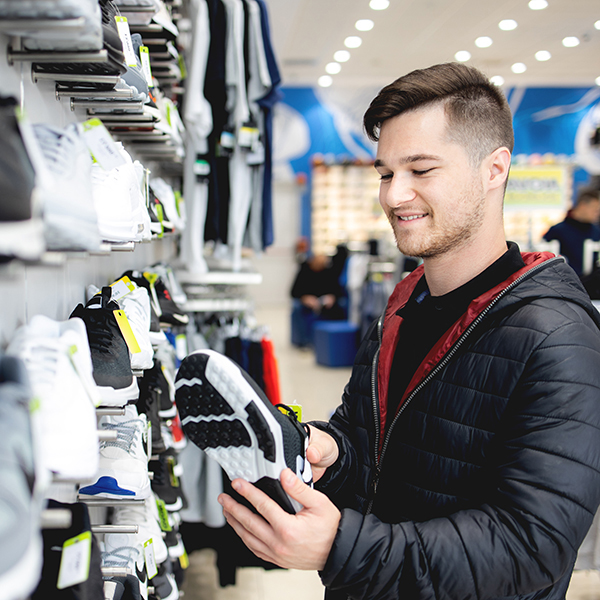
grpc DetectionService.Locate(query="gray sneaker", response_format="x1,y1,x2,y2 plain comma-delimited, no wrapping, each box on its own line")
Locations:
0,355,43,600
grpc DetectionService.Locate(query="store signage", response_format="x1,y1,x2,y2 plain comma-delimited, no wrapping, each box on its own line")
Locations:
505,165,569,207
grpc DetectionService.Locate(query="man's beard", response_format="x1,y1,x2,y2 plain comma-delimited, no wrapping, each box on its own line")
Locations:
387,185,486,260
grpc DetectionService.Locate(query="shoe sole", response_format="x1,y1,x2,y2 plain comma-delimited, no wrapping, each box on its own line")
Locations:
174,350,302,513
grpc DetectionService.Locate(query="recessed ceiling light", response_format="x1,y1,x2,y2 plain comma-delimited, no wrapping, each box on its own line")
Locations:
355,19,374,31
475,36,493,48
535,50,552,61
596,76,600,86
511,62,527,73
499,19,518,30
325,62,341,75
595,20,600,30
528,0,548,9
369,0,390,9
562,36,580,47
334,50,351,62
344,36,362,48
318,75,333,87
490,76,505,86
454,50,471,62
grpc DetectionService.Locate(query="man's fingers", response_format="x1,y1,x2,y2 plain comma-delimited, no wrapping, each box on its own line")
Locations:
280,468,326,510
222,508,283,567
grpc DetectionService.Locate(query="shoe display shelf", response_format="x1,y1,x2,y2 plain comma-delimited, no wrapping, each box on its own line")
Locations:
310,159,395,256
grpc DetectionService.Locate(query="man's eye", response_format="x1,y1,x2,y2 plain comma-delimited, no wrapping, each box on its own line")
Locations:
379,173,393,181
413,168,434,176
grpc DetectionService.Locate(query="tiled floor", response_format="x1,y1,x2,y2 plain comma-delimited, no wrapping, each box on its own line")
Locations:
179,304,600,600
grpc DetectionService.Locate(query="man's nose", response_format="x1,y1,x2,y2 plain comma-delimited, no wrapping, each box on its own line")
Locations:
381,174,416,208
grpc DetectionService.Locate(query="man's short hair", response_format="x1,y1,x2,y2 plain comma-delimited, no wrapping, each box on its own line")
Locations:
363,62,514,167
577,188,600,205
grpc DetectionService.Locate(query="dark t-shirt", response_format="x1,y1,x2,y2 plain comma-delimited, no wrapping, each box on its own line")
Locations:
385,242,525,429
543,216,600,276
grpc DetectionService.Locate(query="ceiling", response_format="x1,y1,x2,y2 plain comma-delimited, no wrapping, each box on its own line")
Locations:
263,0,600,89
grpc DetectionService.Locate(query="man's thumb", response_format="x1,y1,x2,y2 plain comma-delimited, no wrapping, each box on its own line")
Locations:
280,468,318,508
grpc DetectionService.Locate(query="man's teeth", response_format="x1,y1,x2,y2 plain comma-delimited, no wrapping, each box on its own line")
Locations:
399,214,426,221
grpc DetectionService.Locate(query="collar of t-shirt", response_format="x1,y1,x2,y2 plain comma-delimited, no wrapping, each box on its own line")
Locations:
385,242,525,428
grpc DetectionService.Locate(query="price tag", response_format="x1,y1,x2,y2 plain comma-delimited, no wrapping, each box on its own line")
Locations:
279,403,303,422
81,118,126,171
193,159,210,177
57,531,92,589
139,46,154,87
156,498,172,532
237,125,258,149
115,16,138,67
113,310,141,355
110,276,136,302
143,540,158,580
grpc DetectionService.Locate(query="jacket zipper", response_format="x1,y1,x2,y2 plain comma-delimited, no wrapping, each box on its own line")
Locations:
364,257,561,516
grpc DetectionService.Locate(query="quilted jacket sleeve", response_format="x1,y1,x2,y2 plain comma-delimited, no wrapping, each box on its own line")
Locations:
318,300,600,600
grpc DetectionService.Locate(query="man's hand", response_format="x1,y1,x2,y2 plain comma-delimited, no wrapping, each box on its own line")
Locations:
306,426,339,482
300,294,321,312
218,468,341,571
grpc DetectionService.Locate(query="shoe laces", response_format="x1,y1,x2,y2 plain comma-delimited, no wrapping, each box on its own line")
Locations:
86,314,113,354
33,124,80,178
275,403,310,434
19,339,60,389
102,545,142,569
101,419,143,453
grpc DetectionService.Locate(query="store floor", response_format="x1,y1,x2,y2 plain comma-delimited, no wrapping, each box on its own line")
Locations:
179,304,600,600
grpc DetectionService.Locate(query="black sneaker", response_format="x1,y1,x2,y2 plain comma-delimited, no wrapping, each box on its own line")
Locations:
174,349,312,514
70,286,139,406
0,96,44,261
148,448,186,512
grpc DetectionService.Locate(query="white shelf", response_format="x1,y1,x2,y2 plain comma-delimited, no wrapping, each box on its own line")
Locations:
183,298,253,313
177,270,262,286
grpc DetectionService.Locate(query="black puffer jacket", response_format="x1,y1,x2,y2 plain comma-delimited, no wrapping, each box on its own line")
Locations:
313,252,600,600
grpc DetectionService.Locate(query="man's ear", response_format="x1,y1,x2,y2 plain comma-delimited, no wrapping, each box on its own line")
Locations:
485,147,512,191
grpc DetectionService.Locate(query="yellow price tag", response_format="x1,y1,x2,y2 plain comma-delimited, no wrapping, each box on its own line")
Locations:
113,310,141,354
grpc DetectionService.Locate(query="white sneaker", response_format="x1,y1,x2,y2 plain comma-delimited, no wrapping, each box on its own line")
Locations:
102,543,148,600
6,315,101,482
91,145,149,243
79,405,151,499
20,0,103,50
32,123,101,252
105,494,168,565
119,286,155,371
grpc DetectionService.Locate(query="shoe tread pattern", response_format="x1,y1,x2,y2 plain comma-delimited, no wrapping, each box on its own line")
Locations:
245,402,275,463
175,353,234,419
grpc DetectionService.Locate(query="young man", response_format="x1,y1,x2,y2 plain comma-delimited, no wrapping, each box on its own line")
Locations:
543,188,600,275
218,63,600,600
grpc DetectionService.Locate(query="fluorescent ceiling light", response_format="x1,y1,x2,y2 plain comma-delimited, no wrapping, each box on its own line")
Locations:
344,36,363,48
454,50,471,62
356,19,374,31
528,0,548,9
596,76,600,86
511,62,527,73
595,20,600,30
475,36,493,48
369,0,390,9
318,75,333,87
334,50,351,62
562,36,580,47
499,19,518,30
325,62,341,75
535,50,551,61
490,76,505,86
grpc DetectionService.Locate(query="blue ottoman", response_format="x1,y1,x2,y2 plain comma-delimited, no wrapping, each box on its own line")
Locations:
314,321,359,367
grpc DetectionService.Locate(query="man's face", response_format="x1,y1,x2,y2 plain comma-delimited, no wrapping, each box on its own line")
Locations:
374,104,488,259
577,199,600,224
